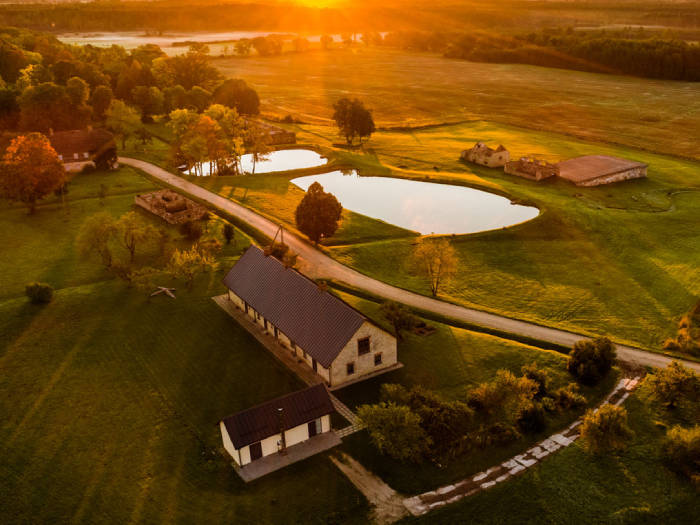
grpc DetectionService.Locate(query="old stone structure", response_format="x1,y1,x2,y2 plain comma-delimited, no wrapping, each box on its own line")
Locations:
504,157,559,181
461,142,510,168
134,189,208,224
223,246,399,389
49,128,117,173
245,119,296,145
556,155,647,186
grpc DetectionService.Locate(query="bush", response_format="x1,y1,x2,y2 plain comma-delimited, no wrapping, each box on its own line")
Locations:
552,383,587,411
663,425,700,487
25,282,53,304
568,337,616,385
517,402,547,433
521,362,549,399
647,361,700,409
179,220,203,241
485,423,520,446
580,404,633,454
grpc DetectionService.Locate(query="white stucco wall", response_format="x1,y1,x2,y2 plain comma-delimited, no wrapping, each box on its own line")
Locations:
329,321,397,387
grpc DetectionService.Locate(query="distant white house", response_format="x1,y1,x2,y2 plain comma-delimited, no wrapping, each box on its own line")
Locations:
220,384,336,469
48,128,117,173
222,246,400,389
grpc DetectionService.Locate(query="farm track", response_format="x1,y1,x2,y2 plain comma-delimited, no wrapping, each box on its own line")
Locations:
120,157,700,374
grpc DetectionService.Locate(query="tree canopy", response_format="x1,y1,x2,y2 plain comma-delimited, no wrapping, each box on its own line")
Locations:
294,182,343,244
332,97,375,145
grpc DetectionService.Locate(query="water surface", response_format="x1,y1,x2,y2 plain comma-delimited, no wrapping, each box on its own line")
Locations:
291,171,539,235
183,148,327,176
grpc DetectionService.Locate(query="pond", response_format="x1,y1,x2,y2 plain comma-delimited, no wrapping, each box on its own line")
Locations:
291,171,539,235
183,148,327,176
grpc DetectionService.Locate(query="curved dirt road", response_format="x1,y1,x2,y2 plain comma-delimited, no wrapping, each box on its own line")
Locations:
121,157,700,373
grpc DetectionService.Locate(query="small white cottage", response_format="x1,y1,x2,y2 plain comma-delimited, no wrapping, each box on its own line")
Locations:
223,246,399,389
220,384,336,472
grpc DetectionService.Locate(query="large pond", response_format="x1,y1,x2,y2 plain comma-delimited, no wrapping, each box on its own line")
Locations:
183,148,327,176
291,171,539,235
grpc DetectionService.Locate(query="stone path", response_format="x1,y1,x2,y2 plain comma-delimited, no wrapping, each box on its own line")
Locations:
403,375,642,516
120,157,700,375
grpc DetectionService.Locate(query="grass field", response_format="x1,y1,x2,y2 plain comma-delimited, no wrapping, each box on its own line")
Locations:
401,381,700,524
215,47,700,160
332,292,618,494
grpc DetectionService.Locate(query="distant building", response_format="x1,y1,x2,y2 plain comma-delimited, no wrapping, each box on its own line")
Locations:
134,189,209,225
223,246,399,389
504,156,559,181
556,155,647,186
220,384,341,479
461,142,510,168
245,119,296,145
48,128,117,173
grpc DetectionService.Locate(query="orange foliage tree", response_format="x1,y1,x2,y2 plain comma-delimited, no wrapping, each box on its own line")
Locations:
1,133,66,213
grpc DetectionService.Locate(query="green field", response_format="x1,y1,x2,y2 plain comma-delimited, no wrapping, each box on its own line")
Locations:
215,47,700,160
401,381,700,524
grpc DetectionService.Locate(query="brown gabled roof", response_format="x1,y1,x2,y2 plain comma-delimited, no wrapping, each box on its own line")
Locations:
221,384,334,449
557,155,647,183
223,246,366,368
49,128,114,158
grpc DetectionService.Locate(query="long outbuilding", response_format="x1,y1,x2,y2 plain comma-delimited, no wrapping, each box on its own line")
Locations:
556,155,647,186
222,246,399,389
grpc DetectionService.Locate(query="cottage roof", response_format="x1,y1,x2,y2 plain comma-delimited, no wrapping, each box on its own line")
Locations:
223,246,366,368
49,128,114,158
222,384,334,449
557,155,647,183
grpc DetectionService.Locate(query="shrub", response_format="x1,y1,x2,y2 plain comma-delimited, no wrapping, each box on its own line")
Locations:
521,362,549,399
517,402,547,433
580,404,633,454
25,282,53,304
179,220,203,241
357,402,431,463
647,361,700,409
552,383,587,411
663,425,700,487
567,337,616,385
485,423,520,446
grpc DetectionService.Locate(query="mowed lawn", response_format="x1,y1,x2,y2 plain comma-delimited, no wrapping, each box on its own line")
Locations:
401,383,700,525
333,292,618,494
215,47,700,159
0,168,369,523
299,121,700,352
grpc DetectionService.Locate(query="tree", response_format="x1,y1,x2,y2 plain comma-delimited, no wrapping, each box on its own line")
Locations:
105,100,141,149
66,76,89,107
320,35,333,50
380,301,416,341
467,370,538,427
153,47,222,90
294,182,343,244
186,86,211,113
244,121,272,174
167,247,217,290
116,211,155,263
234,40,252,56
222,223,235,245
0,133,66,214
131,85,164,122
163,85,188,112
663,425,700,486
90,85,113,121
332,97,376,145
76,212,117,268
19,82,88,132
647,361,700,409
25,282,53,304
357,402,432,462
567,337,617,385
411,238,458,297
580,404,633,455
213,78,260,115
521,362,549,399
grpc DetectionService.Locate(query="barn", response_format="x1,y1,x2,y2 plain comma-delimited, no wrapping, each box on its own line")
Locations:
223,246,399,389
220,384,340,481
556,155,647,186
49,128,117,173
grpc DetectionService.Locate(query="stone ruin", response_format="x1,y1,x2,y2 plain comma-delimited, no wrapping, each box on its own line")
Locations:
504,156,559,181
134,189,208,225
461,142,510,168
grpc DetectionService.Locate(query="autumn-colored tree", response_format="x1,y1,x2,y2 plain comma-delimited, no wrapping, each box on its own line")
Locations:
0,133,66,214
294,182,343,244
411,238,458,297
580,404,634,455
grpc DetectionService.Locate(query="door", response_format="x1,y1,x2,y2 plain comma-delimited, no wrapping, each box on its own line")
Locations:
249,441,263,461
308,420,318,438
312,358,317,372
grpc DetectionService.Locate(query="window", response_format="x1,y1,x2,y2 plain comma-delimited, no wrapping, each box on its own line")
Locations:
346,362,355,375
374,353,382,366
357,337,371,356
73,153,79,160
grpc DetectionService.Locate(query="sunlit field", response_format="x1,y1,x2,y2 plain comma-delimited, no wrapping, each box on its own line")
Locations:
215,47,700,159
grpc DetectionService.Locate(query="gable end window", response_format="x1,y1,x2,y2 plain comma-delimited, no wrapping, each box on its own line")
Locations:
346,362,355,375
357,337,371,356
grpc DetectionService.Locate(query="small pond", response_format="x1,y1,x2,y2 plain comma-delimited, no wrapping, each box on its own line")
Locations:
183,148,327,176
291,171,539,235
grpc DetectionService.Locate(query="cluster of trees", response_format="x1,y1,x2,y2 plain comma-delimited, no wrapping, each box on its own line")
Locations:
0,27,260,143
358,363,587,464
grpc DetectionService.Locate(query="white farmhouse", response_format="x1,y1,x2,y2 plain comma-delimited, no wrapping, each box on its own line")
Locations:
223,246,400,389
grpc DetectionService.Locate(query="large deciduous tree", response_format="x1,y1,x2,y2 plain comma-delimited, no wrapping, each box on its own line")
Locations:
0,133,66,214
332,97,376,145
213,78,260,115
76,212,118,268
105,99,141,149
411,238,458,297
294,182,343,244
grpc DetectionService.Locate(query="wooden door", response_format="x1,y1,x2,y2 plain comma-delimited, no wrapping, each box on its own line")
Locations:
249,441,263,461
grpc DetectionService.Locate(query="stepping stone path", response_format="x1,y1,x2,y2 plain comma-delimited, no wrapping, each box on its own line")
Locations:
403,375,642,517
